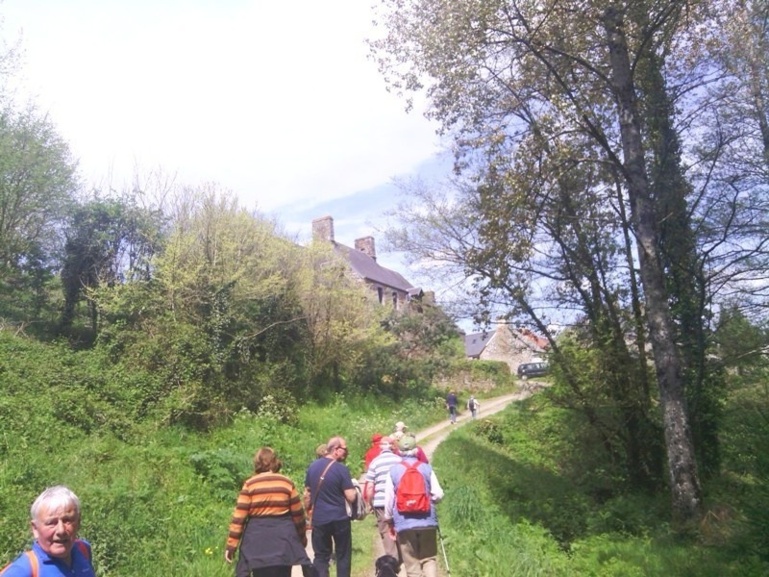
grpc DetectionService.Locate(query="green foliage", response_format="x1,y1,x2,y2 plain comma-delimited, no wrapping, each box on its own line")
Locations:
475,418,504,444
718,381,769,561
714,305,769,377
0,104,78,272
59,194,164,338
549,329,665,491
445,358,514,391
0,103,79,329
433,396,769,576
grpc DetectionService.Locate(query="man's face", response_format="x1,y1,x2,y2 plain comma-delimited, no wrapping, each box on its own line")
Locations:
31,504,80,561
335,440,349,462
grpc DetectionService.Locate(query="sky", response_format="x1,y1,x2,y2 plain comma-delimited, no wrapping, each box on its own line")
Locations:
1,0,451,264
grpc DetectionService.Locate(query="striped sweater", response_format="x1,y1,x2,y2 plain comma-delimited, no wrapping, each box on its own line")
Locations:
226,472,306,552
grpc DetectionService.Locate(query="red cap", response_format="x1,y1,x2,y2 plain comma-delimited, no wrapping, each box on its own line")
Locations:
371,433,383,443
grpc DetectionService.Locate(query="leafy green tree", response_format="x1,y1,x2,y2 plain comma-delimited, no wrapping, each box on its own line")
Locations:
714,305,769,375
297,241,391,395
0,104,79,321
93,186,315,426
369,0,724,522
59,195,165,336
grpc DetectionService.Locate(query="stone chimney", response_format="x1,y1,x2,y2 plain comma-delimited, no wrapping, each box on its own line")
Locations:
312,216,334,242
354,236,376,260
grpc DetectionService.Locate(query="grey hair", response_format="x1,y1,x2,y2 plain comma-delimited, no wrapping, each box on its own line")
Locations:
326,436,344,453
30,486,81,521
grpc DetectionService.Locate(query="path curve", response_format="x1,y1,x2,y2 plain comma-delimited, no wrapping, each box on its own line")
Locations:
368,385,544,575
290,385,545,576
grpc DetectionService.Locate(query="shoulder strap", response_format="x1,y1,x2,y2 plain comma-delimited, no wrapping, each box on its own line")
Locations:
1,541,89,577
25,550,39,577
311,460,336,509
75,539,91,561
0,551,38,577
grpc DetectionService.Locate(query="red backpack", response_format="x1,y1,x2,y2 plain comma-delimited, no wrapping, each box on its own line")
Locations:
395,461,431,514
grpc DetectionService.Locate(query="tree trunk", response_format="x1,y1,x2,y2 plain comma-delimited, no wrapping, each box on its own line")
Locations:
603,4,702,524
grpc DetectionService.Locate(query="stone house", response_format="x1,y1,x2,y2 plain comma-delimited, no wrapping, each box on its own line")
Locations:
311,215,426,310
464,323,549,373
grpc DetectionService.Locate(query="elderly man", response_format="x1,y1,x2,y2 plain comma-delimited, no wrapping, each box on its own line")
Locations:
304,436,357,577
2,485,96,577
384,434,444,577
364,436,403,561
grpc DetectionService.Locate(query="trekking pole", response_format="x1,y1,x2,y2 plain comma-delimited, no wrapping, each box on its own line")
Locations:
437,525,451,576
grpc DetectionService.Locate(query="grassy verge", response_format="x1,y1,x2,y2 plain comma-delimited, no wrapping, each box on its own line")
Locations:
351,517,379,577
431,392,769,576
0,391,450,576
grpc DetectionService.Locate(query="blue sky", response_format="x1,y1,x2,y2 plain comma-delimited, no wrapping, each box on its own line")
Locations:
1,1,448,240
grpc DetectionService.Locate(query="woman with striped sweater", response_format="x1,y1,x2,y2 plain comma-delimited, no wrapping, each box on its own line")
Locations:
225,447,311,577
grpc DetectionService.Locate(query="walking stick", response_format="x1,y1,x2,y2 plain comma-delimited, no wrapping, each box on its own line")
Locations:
437,525,451,576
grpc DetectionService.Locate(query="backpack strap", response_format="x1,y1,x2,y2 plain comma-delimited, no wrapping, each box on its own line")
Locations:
0,550,38,577
1,540,89,577
75,540,91,562
24,550,39,577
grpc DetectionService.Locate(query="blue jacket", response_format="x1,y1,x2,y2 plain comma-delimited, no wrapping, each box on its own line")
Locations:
1,540,95,577
384,456,444,532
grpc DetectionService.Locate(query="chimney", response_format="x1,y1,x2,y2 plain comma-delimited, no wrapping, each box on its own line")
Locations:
354,236,376,260
312,216,334,242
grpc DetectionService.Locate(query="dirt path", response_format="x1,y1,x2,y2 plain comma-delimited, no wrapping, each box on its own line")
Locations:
291,387,542,577
367,387,540,576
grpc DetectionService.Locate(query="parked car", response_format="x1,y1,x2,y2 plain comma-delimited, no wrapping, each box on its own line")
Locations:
517,362,549,379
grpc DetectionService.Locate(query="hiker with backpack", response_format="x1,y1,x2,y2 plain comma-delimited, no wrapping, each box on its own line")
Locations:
303,436,357,577
364,436,403,563
383,434,444,577
466,395,480,419
1,485,96,577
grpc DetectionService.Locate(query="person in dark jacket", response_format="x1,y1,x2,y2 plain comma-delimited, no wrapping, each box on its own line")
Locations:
446,391,458,424
304,437,357,577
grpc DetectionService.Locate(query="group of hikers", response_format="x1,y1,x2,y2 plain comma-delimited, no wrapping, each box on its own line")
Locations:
446,390,480,424
3,398,483,577
227,421,444,577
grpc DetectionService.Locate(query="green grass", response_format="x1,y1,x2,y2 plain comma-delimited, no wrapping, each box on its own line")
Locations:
430,391,769,577
0,392,448,576
2,350,768,577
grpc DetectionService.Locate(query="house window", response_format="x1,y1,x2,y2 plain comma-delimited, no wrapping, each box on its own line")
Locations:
392,292,398,309
378,287,383,304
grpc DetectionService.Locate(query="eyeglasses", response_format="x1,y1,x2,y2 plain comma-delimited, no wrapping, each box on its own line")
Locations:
337,446,348,452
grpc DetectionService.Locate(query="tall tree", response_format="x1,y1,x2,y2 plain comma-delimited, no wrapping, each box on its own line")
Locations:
0,105,79,316
371,0,714,522
59,195,164,335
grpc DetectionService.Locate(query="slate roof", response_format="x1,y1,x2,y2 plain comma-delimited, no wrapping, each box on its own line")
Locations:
333,241,415,292
464,330,495,358
464,326,549,358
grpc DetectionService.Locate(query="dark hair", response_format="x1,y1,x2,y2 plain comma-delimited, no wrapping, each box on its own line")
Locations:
253,447,282,473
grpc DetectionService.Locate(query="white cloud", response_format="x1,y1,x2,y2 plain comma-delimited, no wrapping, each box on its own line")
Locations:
2,0,442,212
